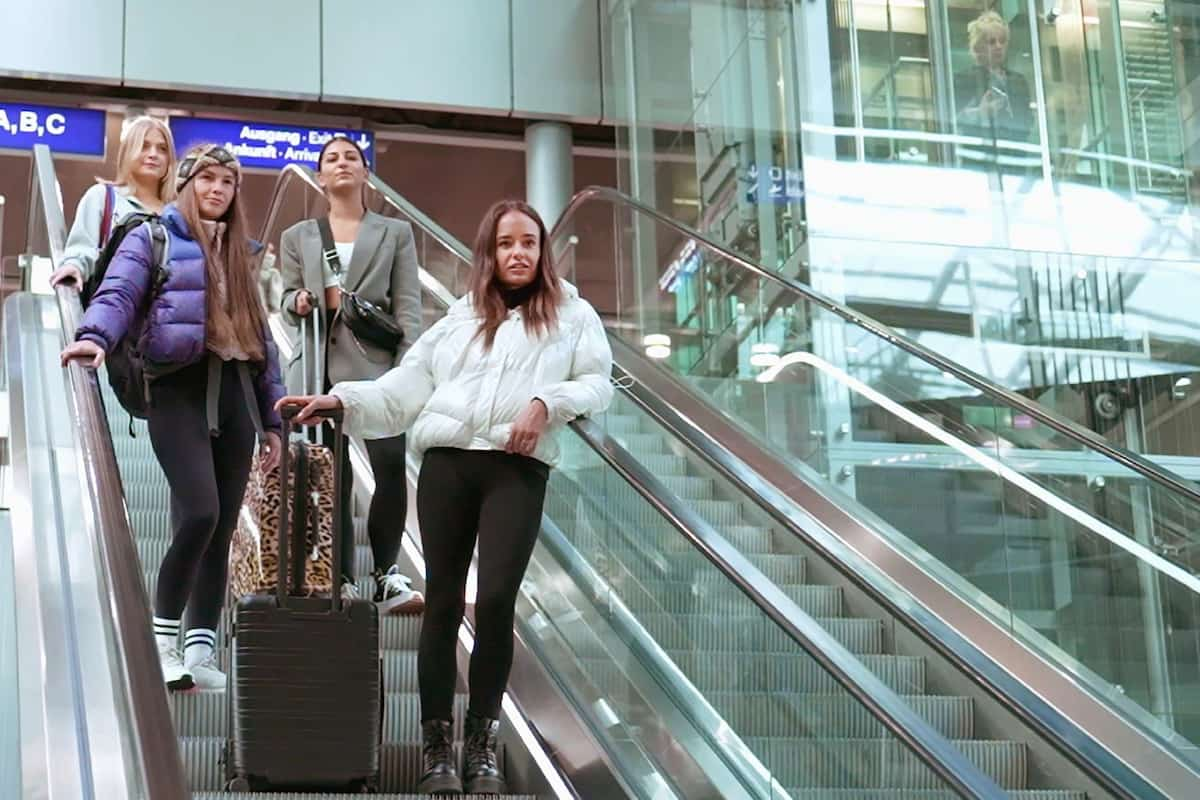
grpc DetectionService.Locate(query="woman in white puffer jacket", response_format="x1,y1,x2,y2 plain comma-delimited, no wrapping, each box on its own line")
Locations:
277,198,612,795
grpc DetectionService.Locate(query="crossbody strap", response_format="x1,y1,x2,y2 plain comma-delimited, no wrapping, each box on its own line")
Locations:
316,217,343,280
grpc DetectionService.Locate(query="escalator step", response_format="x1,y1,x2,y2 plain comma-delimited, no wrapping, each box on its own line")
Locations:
705,692,973,739
182,738,528,793
171,691,470,742
599,413,642,435
617,580,842,617
609,432,668,454
639,613,883,654
138,538,377,582
609,548,807,585
658,475,716,500
784,791,1085,799
143,572,379,609
578,652,925,695
198,794,537,799
742,737,1026,789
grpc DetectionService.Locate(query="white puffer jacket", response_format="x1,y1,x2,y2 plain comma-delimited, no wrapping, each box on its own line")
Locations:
330,281,613,467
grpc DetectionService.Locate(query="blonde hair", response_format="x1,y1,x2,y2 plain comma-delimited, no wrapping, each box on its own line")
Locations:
111,116,177,202
968,11,1009,63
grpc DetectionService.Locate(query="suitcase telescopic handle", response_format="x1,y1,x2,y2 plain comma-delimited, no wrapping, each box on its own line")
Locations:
300,310,324,447
278,404,347,612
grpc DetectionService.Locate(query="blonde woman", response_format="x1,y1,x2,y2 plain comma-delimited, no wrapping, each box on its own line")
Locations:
954,11,1033,145
50,116,177,288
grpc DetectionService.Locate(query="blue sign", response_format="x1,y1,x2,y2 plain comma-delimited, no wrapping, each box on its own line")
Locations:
745,162,804,205
169,116,375,171
0,102,106,157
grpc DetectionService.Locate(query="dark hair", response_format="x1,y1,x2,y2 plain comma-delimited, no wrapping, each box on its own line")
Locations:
316,134,368,173
469,199,563,350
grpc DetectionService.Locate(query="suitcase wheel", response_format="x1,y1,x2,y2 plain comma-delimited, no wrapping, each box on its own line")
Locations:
225,777,252,792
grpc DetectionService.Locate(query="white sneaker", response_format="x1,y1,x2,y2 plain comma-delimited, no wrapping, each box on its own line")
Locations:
158,641,194,692
188,653,227,691
373,566,425,615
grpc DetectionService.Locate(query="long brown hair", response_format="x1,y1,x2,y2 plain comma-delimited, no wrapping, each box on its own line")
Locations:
176,171,266,360
469,200,563,349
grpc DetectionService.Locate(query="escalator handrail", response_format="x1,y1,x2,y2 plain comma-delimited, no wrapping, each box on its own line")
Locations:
259,162,326,248
570,416,1007,800
32,144,190,798
258,166,464,314
365,173,473,262
552,185,1200,509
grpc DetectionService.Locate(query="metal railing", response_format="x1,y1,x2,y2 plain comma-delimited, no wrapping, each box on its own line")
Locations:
554,184,1200,508
27,144,189,799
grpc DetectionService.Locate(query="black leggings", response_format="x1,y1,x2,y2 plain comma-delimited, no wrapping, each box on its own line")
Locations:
417,448,549,721
148,359,257,631
319,423,407,580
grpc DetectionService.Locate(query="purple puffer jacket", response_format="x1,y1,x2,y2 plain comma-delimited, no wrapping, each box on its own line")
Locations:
76,204,285,433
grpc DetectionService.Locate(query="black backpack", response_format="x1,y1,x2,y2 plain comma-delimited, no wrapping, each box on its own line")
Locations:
82,205,168,420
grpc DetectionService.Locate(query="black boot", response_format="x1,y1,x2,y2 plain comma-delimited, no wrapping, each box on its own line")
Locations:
418,719,462,795
463,712,506,795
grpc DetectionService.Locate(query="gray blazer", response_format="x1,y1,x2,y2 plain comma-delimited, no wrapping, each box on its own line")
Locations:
279,210,422,391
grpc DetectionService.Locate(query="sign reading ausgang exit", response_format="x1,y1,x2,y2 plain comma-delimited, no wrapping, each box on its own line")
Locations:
169,116,375,171
0,102,106,157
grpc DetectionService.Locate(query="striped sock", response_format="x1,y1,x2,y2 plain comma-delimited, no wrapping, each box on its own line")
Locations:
183,628,216,669
153,617,180,651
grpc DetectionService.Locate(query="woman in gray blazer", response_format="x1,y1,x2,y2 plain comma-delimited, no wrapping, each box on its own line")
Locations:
279,134,424,615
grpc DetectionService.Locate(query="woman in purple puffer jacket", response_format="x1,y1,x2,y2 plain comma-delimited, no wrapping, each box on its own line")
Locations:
61,144,285,692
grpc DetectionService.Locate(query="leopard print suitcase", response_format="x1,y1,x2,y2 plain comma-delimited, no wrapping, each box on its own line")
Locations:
229,440,335,599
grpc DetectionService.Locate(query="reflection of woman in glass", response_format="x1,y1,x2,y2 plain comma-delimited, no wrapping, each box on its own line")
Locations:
955,11,1033,146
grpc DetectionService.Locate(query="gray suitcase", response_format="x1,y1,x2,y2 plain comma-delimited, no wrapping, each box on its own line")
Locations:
225,406,383,792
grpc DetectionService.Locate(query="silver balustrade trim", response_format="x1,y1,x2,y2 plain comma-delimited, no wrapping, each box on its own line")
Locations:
551,185,1200,509
365,174,473,261
31,144,190,799
259,163,326,249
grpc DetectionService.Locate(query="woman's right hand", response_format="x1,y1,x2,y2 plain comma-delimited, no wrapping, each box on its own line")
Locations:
275,394,342,426
294,290,315,317
50,265,84,289
60,340,105,369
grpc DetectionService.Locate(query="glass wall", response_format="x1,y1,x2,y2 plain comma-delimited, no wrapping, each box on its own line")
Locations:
602,0,1200,452
604,0,1198,266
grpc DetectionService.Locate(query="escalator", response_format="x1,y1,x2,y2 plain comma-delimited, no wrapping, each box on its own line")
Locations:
10,140,1200,799
354,178,1200,796
336,174,1200,795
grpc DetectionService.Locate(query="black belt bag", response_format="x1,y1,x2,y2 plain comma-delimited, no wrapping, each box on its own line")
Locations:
318,217,406,354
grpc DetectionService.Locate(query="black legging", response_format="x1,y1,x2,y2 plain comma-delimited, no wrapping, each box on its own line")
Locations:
326,425,407,579
148,359,257,631
416,448,549,721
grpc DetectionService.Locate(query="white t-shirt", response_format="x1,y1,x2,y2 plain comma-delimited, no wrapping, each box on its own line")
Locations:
323,241,355,288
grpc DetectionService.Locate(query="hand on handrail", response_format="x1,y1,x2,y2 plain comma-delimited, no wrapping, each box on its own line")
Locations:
61,339,105,369
50,265,83,289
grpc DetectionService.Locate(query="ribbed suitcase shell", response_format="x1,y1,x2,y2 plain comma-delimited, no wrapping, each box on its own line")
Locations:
227,404,382,791
230,595,381,789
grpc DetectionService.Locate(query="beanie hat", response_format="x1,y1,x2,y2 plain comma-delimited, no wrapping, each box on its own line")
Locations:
176,144,242,192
